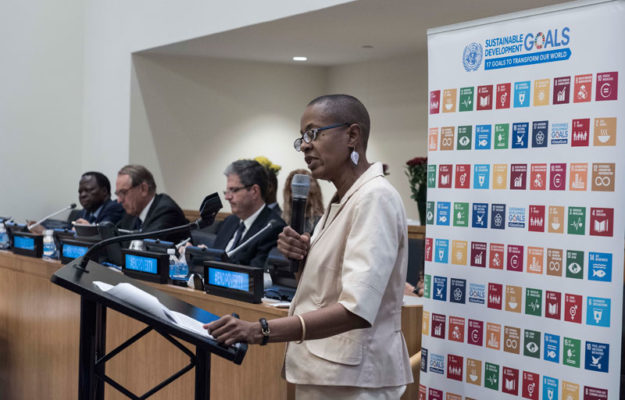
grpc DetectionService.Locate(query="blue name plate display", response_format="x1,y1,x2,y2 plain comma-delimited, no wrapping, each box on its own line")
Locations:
14,236,35,250
59,238,94,265
121,249,169,284
62,244,88,260
208,267,249,291
204,261,264,304
11,233,43,258
125,254,158,275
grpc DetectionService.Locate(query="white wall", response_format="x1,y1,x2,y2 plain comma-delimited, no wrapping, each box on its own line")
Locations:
129,54,328,211
81,0,355,188
0,0,85,221
127,52,428,218
0,0,425,222
116,1,427,218
327,52,428,219
0,0,355,221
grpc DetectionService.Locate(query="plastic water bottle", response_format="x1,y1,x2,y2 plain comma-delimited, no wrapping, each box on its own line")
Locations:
178,255,189,279
168,248,189,280
168,248,178,278
0,222,9,249
42,229,57,260
168,248,180,279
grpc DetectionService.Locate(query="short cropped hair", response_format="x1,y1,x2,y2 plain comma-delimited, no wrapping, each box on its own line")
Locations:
307,94,371,150
224,160,268,198
118,165,157,194
81,171,111,195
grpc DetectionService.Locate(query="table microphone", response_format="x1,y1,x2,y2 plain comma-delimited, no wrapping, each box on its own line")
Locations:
28,203,77,231
289,174,310,273
226,219,281,260
76,193,222,271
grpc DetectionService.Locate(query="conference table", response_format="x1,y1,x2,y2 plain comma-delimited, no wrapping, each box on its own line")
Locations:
0,250,421,399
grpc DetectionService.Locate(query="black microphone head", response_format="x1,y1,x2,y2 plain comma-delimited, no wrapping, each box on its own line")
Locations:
291,174,310,200
97,221,118,240
198,193,223,228
69,203,77,209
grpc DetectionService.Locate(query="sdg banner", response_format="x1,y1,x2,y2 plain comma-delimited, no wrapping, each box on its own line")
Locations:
421,1,624,399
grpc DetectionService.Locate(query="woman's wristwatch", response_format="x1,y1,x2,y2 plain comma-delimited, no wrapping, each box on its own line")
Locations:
259,318,270,345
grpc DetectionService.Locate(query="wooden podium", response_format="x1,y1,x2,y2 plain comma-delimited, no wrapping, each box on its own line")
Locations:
50,258,246,400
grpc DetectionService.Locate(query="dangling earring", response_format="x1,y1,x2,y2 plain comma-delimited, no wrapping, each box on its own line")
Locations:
350,148,359,166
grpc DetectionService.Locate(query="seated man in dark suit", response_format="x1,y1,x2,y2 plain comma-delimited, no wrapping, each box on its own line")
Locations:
74,171,125,226
211,159,286,269
115,164,189,243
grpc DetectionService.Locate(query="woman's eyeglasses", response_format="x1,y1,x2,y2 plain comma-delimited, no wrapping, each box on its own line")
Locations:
293,122,351,152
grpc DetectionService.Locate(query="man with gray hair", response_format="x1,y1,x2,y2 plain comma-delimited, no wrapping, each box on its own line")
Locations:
115,164,189,243
211,159,285,269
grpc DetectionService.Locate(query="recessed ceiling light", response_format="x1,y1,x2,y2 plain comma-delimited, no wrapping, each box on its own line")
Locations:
292,56,308,61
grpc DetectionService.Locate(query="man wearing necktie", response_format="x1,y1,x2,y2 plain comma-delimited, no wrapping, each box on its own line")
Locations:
115,165,189,243
210,159,286,269
74,171,125,226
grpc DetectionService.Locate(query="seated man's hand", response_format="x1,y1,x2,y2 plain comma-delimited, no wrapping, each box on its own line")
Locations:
404,281,424,297
26,220,45,235
73,218,90,225
277,226,310,260
177,241,201,258
415,279,424,297
404,282,417,297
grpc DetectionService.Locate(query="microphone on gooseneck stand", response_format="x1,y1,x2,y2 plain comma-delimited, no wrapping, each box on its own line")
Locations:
289,174,310,273
226,219,281,260
27,203,77,231
76,193,222,271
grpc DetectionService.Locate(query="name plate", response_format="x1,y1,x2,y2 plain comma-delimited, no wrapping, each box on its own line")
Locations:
60,238,92,264
204,260,264,303
122,249,169,284
11,232,43,258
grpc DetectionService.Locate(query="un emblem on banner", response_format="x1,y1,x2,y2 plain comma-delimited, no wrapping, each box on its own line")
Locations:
463,42,483,72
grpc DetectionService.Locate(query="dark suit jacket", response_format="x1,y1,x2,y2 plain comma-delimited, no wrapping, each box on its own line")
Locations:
213,205,286,269
267,202,282,216
117,193,189,243
77,199,125,225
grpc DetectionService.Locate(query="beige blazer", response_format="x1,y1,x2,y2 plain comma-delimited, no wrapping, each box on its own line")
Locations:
285,163,413,388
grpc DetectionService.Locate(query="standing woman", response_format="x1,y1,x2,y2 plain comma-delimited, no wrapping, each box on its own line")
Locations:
205,94,413,399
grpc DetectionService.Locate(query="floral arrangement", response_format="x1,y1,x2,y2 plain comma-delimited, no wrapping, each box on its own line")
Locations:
253,156,281,176
405,156,428,224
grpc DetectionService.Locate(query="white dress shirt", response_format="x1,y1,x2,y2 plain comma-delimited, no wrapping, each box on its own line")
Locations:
138,195,155,227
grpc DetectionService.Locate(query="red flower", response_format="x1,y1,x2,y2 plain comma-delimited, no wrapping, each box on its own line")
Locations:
406,156,427,167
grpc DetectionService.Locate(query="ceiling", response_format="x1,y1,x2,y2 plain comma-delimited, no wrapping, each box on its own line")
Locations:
144,0,568,66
